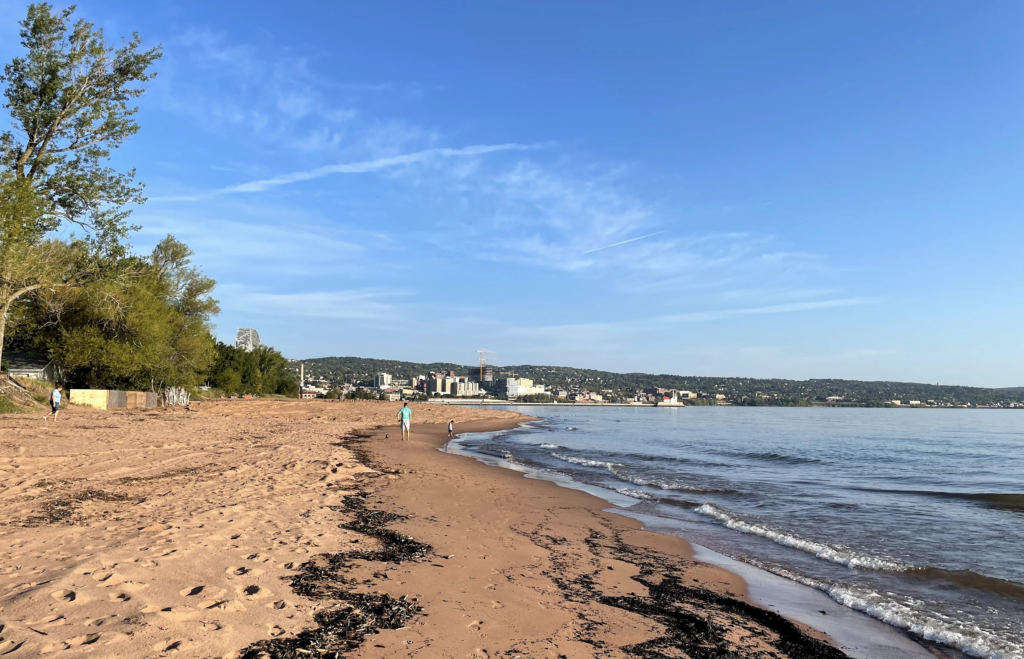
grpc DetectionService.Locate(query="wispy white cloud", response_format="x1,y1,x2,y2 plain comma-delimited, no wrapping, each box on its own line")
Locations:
152,143,533,201
582,230,667,254
656,297,878,323
242,289,406,320
223,143,532,194
501,297,879,341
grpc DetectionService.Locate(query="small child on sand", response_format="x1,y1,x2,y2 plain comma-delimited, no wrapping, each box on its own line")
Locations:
448,420,455,438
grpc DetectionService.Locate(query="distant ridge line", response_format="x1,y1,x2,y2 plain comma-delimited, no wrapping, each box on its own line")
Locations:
288,355,1023,406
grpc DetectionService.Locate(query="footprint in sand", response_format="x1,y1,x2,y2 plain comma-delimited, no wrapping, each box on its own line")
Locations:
268,625,285,637
0,640,25,655
201,621,222,632
91,572,113,583
152,639,183,652
109,592,131,603
27,614,65,628
268,600,288,610
199,600,245,612
84,616,117,627
179,585,205,597
226,566,249,576
66,633,101,646
50,589,76,602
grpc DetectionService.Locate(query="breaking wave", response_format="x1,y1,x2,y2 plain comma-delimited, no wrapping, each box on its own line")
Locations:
749,562,1023,659
550,452,620,469
695,503,910,571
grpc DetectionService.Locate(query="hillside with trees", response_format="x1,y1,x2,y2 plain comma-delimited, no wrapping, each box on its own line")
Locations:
294,356,1024,407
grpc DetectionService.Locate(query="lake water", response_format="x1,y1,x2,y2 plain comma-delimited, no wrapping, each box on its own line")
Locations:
451,407,1024,659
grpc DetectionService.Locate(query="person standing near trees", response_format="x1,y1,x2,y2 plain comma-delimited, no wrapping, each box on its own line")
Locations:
44,384,62,422
398,402,412,441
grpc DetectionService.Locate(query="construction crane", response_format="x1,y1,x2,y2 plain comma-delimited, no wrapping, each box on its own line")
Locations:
476,349,495,382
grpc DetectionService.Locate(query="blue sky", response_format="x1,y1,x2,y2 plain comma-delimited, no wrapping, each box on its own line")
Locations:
3,1,1022,386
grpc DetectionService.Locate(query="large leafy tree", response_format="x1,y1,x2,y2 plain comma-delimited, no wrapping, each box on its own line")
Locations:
0,3,161,370
0,3,161,250
209,343,298,397
25,236,219,390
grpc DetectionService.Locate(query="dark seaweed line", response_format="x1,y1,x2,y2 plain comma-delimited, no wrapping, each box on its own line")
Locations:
588,530,851,659
237,433,430,659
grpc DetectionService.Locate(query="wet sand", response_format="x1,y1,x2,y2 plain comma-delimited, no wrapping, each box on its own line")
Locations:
0,399,861,658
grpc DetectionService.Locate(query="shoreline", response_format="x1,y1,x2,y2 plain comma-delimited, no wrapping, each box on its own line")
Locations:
0,401,960,657
423,418,957,659
355,416,947,658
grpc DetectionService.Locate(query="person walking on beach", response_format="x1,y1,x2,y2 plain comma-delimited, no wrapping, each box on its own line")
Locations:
448,420,455,438
398,402,412,441
44,385,63,422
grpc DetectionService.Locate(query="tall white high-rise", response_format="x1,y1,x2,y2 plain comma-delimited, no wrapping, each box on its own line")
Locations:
235,328,261,352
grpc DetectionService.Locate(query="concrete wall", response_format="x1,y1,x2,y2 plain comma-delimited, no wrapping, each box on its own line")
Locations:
70,389,109,410
69,389,158,410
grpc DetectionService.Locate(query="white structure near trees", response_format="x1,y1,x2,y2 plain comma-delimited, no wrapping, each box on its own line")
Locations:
235,328,261,352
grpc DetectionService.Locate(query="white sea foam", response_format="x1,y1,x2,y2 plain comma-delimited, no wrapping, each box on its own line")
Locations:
615,487,655,500
550,452,620,469
747,561,1023,659
539,443,561,449
695,503,910,571
611,469,718,493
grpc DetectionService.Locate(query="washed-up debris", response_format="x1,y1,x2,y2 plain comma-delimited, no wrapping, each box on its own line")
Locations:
240,592,420,659
20,489,129,526
339,493,432,563
116,464,214,486
237,432,428,659
564,529,852,659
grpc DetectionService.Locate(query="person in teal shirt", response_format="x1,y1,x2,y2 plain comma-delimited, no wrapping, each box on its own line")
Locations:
398,402,412,441
45,385,63,422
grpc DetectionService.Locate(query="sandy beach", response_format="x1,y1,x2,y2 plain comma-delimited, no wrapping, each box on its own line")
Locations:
1,400,855,658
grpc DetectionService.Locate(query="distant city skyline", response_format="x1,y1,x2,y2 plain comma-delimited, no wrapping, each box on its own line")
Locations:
4,1,1021,386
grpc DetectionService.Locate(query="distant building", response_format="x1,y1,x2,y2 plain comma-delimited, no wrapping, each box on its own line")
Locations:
677,390,697,399
3,351,56,381
235,328,261,352
505,378,547,398
453,380,481,397
300,390,319,399
373,373,393,389
426,375,456,396
468,365,495,388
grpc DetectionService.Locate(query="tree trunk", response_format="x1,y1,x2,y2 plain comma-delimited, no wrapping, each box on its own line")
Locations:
0,301,8,370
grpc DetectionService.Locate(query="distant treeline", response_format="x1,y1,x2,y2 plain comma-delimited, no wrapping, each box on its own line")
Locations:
294,356,1023,407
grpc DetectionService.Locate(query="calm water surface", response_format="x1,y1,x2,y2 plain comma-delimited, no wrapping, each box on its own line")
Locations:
453,407,1024,659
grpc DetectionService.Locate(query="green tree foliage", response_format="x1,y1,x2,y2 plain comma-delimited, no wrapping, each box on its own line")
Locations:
1,3,161,251
21,236,217,389
0,173,89,366
209,343,298,397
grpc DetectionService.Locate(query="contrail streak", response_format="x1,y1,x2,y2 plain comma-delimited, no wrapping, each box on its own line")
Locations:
583,230,667,254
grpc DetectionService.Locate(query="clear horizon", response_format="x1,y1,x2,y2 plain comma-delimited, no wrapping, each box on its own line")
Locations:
4,1,1021,387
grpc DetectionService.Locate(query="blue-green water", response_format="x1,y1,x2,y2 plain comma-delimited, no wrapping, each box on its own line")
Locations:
454,407,1024,659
